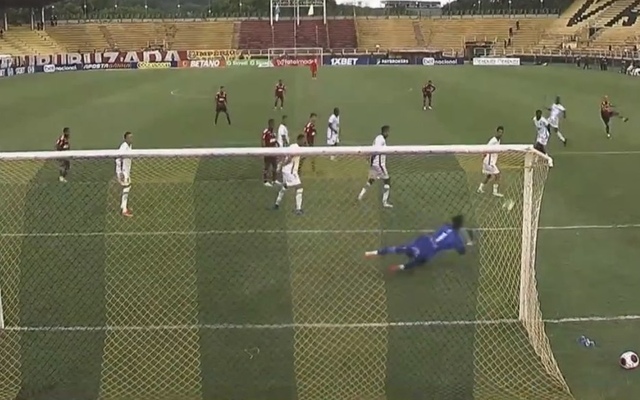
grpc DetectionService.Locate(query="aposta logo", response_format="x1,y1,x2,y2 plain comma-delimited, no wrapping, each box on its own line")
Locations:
274,58,315,67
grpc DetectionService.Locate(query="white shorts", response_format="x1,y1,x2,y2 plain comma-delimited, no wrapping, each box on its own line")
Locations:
482,163,499,175
327,132,339,145
282,171,301,187
118,173,131,186
548,116,559,129
368,165,389,180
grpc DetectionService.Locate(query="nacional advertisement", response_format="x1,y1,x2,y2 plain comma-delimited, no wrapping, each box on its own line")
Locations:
472,57,521,66
420,57,464,66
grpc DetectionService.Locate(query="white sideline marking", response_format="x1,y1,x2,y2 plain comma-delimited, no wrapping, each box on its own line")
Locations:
2,223,639,238
5,315,640,332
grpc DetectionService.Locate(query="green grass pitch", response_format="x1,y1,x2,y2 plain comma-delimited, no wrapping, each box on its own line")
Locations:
1,65,640,399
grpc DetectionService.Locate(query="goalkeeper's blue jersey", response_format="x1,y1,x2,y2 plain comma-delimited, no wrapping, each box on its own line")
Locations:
411,224,466,259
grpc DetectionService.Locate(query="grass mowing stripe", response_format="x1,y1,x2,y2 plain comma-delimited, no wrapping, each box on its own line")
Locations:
18,160,112,399
99,159,203,400
193,156,296,400
289,157,388,400
0,161,45,400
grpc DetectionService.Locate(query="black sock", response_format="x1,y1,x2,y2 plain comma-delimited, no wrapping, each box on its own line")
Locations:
226,112,231,124
215,111,219,124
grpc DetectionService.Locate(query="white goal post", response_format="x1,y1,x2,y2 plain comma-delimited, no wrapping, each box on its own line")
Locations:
0,144,572,399
267,47,323,66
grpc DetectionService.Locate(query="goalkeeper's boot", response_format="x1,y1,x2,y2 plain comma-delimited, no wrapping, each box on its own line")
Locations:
122,209,133,218
273,204,280,210
383,202,394,208
492,192,504,198
364,251,378,258
59,176,67,183
294,209,304,216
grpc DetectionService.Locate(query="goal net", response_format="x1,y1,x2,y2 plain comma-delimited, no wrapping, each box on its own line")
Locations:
267,47,323,67
0,144,572,400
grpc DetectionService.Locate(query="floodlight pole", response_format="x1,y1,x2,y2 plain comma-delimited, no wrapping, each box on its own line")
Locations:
323,0,326,24
270,0,273,26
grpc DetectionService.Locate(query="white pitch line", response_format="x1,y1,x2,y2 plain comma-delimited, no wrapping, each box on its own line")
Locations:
5,314,640,332
557,150,640,156
1,223,639,238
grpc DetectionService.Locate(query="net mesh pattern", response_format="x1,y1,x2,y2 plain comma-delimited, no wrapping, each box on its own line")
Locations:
0,148,571,400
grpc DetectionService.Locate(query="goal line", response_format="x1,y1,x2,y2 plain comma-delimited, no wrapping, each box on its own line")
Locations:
4,315,638,333
0,223,638,238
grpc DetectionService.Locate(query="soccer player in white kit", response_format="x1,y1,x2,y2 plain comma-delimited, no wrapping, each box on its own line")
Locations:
547,96,567,146
277,114,289,147
477,126,504,197
357,125,393,208
533,109,550,154
274,134,305,215
327,107,340,161
115,131,133,217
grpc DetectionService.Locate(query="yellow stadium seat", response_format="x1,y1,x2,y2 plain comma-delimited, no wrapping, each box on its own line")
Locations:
356,19,418,50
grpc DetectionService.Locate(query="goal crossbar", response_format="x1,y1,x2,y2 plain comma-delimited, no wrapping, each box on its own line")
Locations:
0,145,552,162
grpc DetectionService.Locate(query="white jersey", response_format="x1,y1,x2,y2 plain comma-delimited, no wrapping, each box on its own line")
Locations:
549,103,565,120
277,124,289,147
370,134,387,168
548,103,565,128
282,143,301,174
369,134,389,180
533,116,550,146
483,136,500,166
327,114,340,143
115,141,132,176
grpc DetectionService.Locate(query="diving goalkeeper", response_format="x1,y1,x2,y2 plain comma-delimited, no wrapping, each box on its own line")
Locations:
365,215,473,273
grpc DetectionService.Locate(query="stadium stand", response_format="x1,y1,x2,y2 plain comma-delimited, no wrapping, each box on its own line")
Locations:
1,27,66,55
47,24,110,52
0,37,23,56
423,18,513,51
237,19,346,49
588,0,640,50
509,18,555,48
169,22,236,50
327,19,357,49
104,23,166,50
356,19,418,49
293,20,329,48
238,21,272,49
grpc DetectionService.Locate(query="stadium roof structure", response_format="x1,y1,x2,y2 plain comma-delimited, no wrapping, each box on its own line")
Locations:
0,0,54,7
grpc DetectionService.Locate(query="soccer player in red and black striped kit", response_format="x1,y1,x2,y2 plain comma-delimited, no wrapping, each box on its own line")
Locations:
214,86,231,125
55,127,71,182
422,80,436,110
262,118,279,187
304,113,317,171
274,79,286,110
